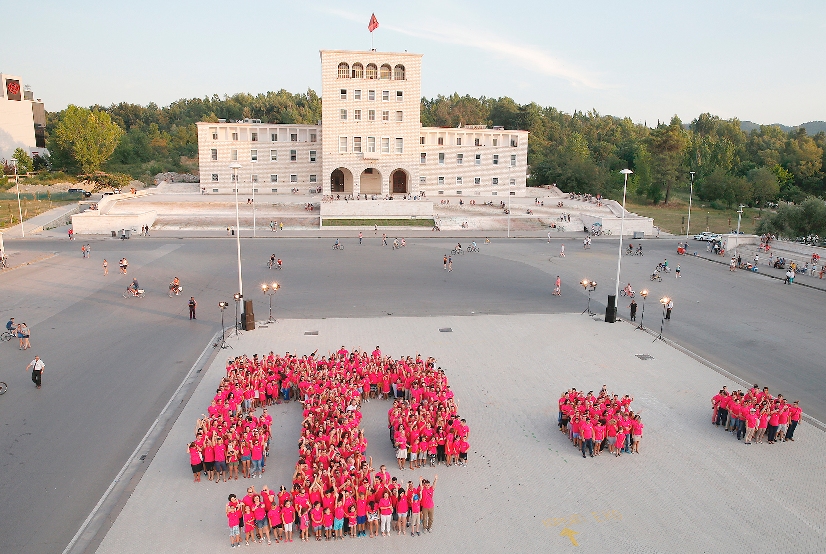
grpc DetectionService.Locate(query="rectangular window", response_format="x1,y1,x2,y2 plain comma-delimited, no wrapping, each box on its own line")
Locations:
438,190,444,194
354,89,362,100
438,153,445,164
270,175,278,182
474,177,481,185
456,154,463,165
510,179,516,187
309,150,317,162
231,174,238,182
290,150,297,162
456,137,462,146
420,136,425,145
270,149,277,161
290,133,297,141
340,109,347,120
420,153,426,164
232,132,238,140
493,138,498,146
368,109,376,121
511,137,518,147
396,90,403,102
309,133,317,142
353,137,362,153
474,138,480,146
367,137,376,152
382,110,390,121
395,138,403,153
368,90,375,101
251,174,258,183
437,137,444,146
271,133,277,141
212,132,218,140
456,176,463,185
354,109,361,121
511,154,517,167
456,190,462,195
290,174,297,183
310,174,317,183
213,188,219,192
395,110,403,122
382,90,390,101
420,176,426,184
253,188,258,193
251,132,258,142
231,149,238,161
211,173,218,182
438,176,445,186
250,149,258,161
381,137,390,153
492,177,499,185
340,88,347,100
210,149,217,161
339,137,348,153
493,154,499,165
475,154,481,165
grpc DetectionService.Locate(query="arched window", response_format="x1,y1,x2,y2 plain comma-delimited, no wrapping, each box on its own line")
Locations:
365,63,378,79
351,63,364,78
337,62,350,79
393,64,405,80
380,64,392,79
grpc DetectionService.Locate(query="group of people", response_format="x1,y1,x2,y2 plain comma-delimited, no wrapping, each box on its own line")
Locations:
189,347,461,546
711,385,802,444
6,317,31,350
557,387,644,458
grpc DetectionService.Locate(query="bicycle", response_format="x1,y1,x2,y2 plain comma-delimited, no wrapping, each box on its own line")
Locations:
0,381,7,395
450,248,464,255
1,329,15,342
123,288,146,298
332,243,344,250
466,245,480,253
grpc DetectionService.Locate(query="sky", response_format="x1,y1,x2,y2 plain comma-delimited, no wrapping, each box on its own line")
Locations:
3,0,825,126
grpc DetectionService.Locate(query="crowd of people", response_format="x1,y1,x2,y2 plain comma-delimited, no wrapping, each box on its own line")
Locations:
711,385,802,444
557,387,644,458
188,346,464,547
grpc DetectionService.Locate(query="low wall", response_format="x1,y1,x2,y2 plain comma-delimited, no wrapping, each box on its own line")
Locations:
320,200,433,219
581,213,654,236
71,210,157,235
721,234,759,252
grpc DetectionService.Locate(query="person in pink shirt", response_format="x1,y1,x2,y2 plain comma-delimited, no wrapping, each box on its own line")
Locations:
744,408,759,444
419,475,438,532
631,415,644,453
786,400,802,441
378,490,393,536
580,418,594,458
226,494,243,548
188,442,203,483
614,428,626,457
593,420,606,456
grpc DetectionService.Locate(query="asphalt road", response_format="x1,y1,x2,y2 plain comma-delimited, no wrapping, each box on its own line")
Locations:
0,233,823,553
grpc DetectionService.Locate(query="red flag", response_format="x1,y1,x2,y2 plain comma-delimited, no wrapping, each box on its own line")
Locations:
368,13,379,32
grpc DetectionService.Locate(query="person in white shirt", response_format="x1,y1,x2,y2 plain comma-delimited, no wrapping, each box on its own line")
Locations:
26,355,45,388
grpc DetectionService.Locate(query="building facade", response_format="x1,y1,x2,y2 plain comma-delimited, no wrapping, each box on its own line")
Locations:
0,73,47,162
197,49,528,197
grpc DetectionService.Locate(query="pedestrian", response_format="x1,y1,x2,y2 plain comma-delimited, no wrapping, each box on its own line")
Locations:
374,224,378,234
86,243,91,257
547,231,552,243
443,255,447,270
675,264,681,278
279,222,283,231
189,297,197,320
753,253,759,266
26,355,45,388
358,231,363,245
629,298,637,321
19,322,31,350
269,220,274,232
68,228,74,240
227,494,243,549
554,276,561,296
227,226,231,236
420,475,438,532
786,400,802,441
665,299,673,320
560,244,565,257
81,244,87,258
447,256,452,272
382,233,387,246
103,259,108,276
784,269,793,284
730,257,736,271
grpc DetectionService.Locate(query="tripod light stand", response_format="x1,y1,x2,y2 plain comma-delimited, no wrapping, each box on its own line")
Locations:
580,279,597,316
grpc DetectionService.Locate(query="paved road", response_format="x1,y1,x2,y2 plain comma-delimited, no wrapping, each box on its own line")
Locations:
0,233,823,553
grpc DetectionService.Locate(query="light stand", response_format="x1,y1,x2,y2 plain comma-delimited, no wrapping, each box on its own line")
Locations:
12,160,24,238
636,290,648,331
614,169,633,306
654,297,669,342
215,301,231,349
262,282,279,324
686,171,695,242
580,279,597,316
233,292,243,337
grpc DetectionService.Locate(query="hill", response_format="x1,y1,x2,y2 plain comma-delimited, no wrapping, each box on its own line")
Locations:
740,120,826,134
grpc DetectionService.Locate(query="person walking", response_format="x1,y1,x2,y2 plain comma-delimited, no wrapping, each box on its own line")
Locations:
358,231,363,245
553,276,561,296
279,222,283,231
665,299,673,320
443,255,447,271
68,228,74,240
86,243,91,257
559,244,565,257
629,298,637,321
419,475,438,532
18,322,31,350
675,264,681,278
26,355,45,389
447,256,452,272
382,233,388,246
81,244,87,258
784,268,793,285
103,259,108,276
189,297,197,320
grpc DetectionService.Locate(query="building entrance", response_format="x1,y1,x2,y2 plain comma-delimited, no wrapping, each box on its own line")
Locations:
391,169,408,194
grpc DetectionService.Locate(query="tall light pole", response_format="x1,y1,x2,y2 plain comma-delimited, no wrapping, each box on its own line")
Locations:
614,169,633,307
735,204,744,259
262,282,279,323
230,162,243,299
507,174,512,238
686,171,695,242
11,160,24,238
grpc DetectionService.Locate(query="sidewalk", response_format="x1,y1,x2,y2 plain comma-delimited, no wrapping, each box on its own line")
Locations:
94,313,826,554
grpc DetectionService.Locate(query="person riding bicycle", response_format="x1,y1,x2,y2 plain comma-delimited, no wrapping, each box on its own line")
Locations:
170,276,181,294
128,278,140,295
269,254,276,268
651,268,660,280
276,258,282,269
400,239,406,247
663,259,669,269
456,243,462,252
334,238,340,247
627,243,633,254
637,244,643,254
6,317,14,332
624,283,634,296
471,241,477,250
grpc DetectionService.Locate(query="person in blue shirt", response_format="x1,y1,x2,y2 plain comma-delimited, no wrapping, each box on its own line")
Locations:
6,317,14,331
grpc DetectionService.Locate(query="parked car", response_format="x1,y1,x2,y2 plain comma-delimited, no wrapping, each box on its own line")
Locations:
693,232,715,241
67,188,92,198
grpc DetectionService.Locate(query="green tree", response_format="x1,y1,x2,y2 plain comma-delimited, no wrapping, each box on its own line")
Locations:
53,105,124,174
747,167,780,213
12,148,33,174
649,116,687,204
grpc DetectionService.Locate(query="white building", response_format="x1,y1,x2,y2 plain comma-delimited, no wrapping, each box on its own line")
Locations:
197,49,529,197
0,73,47,162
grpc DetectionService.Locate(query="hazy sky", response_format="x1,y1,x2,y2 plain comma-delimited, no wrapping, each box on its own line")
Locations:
4,0,825,126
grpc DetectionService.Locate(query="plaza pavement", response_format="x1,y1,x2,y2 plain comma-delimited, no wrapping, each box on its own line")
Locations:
96,313,826,554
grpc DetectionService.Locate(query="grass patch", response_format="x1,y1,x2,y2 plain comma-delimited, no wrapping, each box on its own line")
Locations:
0,194,75,229
322,218,435,227
625,197,764,235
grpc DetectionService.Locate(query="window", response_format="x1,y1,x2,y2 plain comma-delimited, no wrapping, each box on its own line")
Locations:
231,173,238,182
251,132,258,142
366,64,378,79
438,176,445,186
474,177,481,185
290,133,297,142
270,149,277,161
456,177,463,185
511,137,518,147
210,149,217,161
212,132,218,140
340,109,347,120
368,109,376,121
492,177,499,185
382,90,390,101
380,64,392,79
368,90,375,101
340,89,347,100
339,137,348,152
438,190,444,194
396,90,403,102
438,153,445,164
232,132,239,141
394,64,405,80
456,154,463,165
493,138,498,146
271,188,277,193
271,133,277,141
420,176,426,184
395,110,403,122
231,149,238,161
456,137,462,146
456,190,462,195
420,136,425,145
213,188,219,192
253,188,258,193
474,138,480,146
491,191,497,196
290,174,297,183
367,137,376,152
395,138,403,153
270,175,278,182
309,150,317,162
493,154,499,165
354,89,361,100
310,174,317,183
250,149,258,161
211,173,218,182
251,174,258,183
511,154,517,167
510,179,516,187
382,110,390,121
309,133,317,142
338,62,349,78
381,137,390,153
353,137,362,153
420,153,427,164
290,150,297,161
352,63,364,78
475,154,481,165
354,109,362,121
437,137,444,146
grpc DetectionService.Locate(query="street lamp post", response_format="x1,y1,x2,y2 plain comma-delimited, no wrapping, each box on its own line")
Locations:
11,160,24,238
216,301,231,349
507,177,512,238
654,296,669,342
613,169,633,309
735,204,744,259
230,163,244,300
262,282,279,323
686,171,695,242
580,279,597,315
636,289,648,331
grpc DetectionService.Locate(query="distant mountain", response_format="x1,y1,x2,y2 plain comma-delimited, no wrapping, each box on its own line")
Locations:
740,120,826,134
